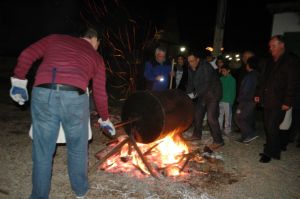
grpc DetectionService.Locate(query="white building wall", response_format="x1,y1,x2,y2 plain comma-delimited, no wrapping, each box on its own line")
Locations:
272,12,300,35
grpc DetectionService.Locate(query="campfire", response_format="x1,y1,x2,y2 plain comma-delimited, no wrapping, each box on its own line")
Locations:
96,129,204,178
93,90,223,178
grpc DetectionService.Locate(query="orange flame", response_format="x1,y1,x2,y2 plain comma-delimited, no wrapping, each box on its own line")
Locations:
102,131,189,177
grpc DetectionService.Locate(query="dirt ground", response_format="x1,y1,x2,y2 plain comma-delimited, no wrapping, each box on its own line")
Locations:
1,58,300,199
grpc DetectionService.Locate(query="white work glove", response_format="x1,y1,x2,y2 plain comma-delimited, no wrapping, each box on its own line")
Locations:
10,77,29,105
187,92,196,99
98,118,116,137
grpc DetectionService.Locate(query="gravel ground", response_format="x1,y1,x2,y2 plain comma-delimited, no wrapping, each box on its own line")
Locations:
1,59,300,199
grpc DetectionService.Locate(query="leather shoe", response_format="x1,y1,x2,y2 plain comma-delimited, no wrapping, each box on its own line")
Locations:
184,135,201,141
259,154,271,163
207,142,225,150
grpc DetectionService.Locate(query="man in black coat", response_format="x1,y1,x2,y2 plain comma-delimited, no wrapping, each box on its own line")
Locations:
255,35,298,163
186,52,224,150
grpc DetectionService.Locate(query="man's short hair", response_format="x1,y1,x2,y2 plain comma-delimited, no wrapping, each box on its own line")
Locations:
155,46,167,55
247,56,259,70
177,54,186,59
187,51,200,58
271,34,286,44
81,27,102,41
221,64,230,71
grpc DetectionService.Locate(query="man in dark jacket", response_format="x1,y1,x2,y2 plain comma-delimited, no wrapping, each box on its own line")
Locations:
186,52,224,150
255,35,298,163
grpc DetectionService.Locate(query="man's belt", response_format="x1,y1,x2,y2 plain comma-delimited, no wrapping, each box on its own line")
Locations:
36,83,85,95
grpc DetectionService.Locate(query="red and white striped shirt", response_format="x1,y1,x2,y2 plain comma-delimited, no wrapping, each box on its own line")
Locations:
14,34,109,120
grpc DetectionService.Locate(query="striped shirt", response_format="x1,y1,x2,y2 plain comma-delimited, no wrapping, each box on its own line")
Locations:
14,34,109,120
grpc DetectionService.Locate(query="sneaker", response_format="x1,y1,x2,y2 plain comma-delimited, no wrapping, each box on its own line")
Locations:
76,191,88,199
207,142,225,150
243,136,259,143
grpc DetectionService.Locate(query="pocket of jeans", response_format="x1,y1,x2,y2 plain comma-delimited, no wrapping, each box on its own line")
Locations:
66,95,89,124
67,103,89,126
63,91,87,105
31,87,51,104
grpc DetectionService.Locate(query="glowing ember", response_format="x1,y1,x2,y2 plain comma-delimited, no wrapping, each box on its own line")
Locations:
100,131,189,177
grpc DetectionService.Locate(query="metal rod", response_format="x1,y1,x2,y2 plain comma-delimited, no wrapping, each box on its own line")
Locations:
114,117,140,129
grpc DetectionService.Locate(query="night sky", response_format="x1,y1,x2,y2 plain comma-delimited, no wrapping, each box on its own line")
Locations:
0,0,294,56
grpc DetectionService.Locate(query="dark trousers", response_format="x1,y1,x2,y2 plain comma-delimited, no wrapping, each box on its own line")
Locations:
235,102,256,139
193,98,223,144
263,108,285,159
290,108,300,144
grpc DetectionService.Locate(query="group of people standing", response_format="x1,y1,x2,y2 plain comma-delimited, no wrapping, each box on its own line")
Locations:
9,26,300,199
143,35,300,163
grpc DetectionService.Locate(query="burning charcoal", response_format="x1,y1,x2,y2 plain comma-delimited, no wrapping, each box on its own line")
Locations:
162,165,181,177
193,154,205,163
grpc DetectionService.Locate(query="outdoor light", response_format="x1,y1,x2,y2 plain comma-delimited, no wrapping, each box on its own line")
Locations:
205,47,213,52
236,58,240,61
159,77,164,82
180,47,186,52
225,55,230,58
228,57,232,60
235,54,240,58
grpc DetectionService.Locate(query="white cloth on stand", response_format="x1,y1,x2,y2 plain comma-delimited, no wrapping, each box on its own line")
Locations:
29,120,92,143
29,88,93,143
279,108,292,130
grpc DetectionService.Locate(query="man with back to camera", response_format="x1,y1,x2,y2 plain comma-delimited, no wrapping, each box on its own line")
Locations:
9,27,115,198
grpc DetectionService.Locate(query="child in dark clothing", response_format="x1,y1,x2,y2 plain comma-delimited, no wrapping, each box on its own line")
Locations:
235,56,259,143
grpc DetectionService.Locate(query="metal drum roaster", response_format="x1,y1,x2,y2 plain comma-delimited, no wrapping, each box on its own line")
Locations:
121,89,195,144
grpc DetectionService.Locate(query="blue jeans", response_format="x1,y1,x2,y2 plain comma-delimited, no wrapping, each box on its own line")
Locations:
194,98,223,144
30,87,89,199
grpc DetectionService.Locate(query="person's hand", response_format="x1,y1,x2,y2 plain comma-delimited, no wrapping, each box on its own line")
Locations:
254,96,260,103
156,75,164,82
170,71,175,77
187,93,195,99
281,104,290,111
98,118,116,137
10,77,28,105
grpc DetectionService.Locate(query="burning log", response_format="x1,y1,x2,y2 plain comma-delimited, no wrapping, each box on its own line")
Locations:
121,90,194,143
